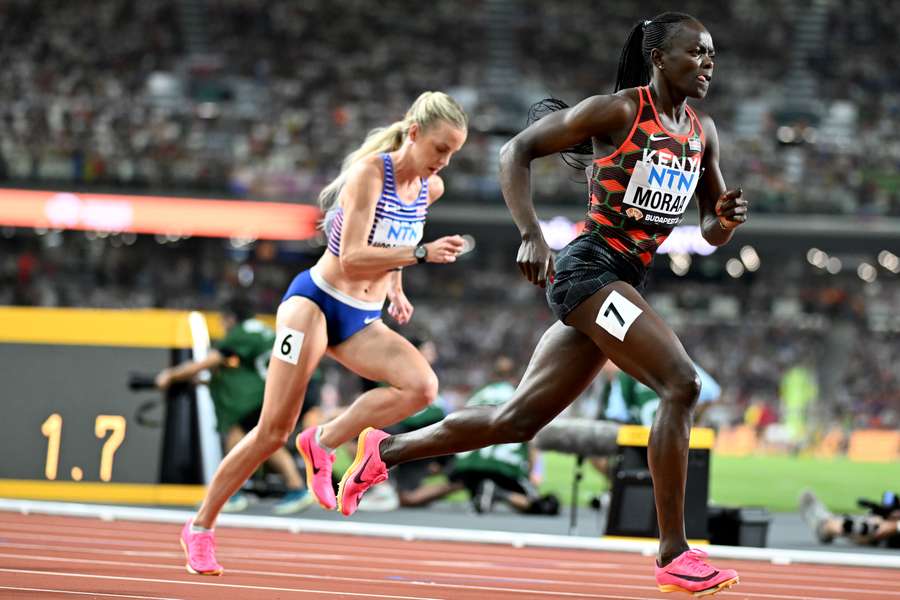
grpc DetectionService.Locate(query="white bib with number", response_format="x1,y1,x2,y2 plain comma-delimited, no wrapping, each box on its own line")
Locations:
370,217,424,248
273,327,304,365
596,291,643,341
621,157,700,226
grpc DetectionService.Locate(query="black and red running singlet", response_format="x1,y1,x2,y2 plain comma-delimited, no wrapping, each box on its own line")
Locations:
586,86,705,267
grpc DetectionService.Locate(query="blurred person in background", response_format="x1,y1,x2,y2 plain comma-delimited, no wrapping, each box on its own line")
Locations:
588,360,721,508
447,356,558,516
800,489,900,548
180,91,468,575
780,361,818,449
341,13,746,596
601,360,721,428
384,356,558,516
744,397,779,437
154,297,313,515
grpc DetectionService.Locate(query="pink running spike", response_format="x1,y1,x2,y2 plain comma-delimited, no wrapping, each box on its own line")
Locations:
337,427,390,516
180,520,223,576
296,426,337,510
655,548,739,596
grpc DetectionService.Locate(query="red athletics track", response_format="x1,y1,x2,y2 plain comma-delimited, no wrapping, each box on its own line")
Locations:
1,512,899,599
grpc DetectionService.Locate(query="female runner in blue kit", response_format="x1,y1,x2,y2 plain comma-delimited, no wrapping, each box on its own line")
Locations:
180,91,468,575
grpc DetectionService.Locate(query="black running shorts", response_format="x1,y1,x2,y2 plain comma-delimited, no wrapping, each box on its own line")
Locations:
546,234,647,322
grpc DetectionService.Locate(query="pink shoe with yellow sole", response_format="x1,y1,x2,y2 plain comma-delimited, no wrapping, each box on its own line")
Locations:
337,427,390,516
655,548,739,596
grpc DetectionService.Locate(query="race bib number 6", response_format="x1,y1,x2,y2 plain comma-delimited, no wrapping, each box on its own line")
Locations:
273,327,304,365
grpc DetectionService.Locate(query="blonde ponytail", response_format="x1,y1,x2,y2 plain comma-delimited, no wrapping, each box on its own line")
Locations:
318,91,468,215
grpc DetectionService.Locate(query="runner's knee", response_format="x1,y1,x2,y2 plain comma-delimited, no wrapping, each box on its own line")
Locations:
255,421,294,451
402,369,439,411
659,366,701,412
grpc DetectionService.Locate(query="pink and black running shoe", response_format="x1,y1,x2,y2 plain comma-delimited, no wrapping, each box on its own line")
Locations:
337,427,390,516
655,548,739,596
296,426,337,510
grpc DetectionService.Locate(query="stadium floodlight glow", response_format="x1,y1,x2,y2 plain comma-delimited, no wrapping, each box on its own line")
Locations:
539,218,721,256
857,263,877,283
878,250,900,273
807,248,828,269
539,216,584,250
777,126,796,143
739,245,760,272
656,225,717,255
726,258,744,278
826,256,842,274
669,252,691,276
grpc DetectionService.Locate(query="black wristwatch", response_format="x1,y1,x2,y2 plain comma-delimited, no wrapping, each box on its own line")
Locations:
414,244,428,264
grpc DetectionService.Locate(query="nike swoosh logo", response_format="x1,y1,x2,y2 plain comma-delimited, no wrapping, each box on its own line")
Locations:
648,133,669,142
363,316,380,324
667,570,719,583
306,442,321,475
353,455,373,485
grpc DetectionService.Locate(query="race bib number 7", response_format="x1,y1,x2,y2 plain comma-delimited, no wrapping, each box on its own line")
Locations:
273,327,304,365
596,291,643,341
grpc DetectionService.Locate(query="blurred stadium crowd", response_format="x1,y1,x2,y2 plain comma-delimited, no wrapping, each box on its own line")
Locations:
2,0,899,215
1,0,897,446
3,228,897,441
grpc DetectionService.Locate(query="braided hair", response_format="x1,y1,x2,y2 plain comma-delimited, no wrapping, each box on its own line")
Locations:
528,12,700,170
526,97,591,170
615,12,699,91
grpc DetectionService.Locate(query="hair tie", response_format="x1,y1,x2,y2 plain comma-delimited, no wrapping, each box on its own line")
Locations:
643,19,652,27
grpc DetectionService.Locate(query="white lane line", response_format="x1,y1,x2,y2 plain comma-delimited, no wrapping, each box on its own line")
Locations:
0,549,617,589
0,587,182,600
0,560,651,600
1,531,174,549
7,514,900,577
4,499,900,570
0,568,443,600
3,535,900,591
9,520,900,585
6,522,900,576
2,552,895,600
